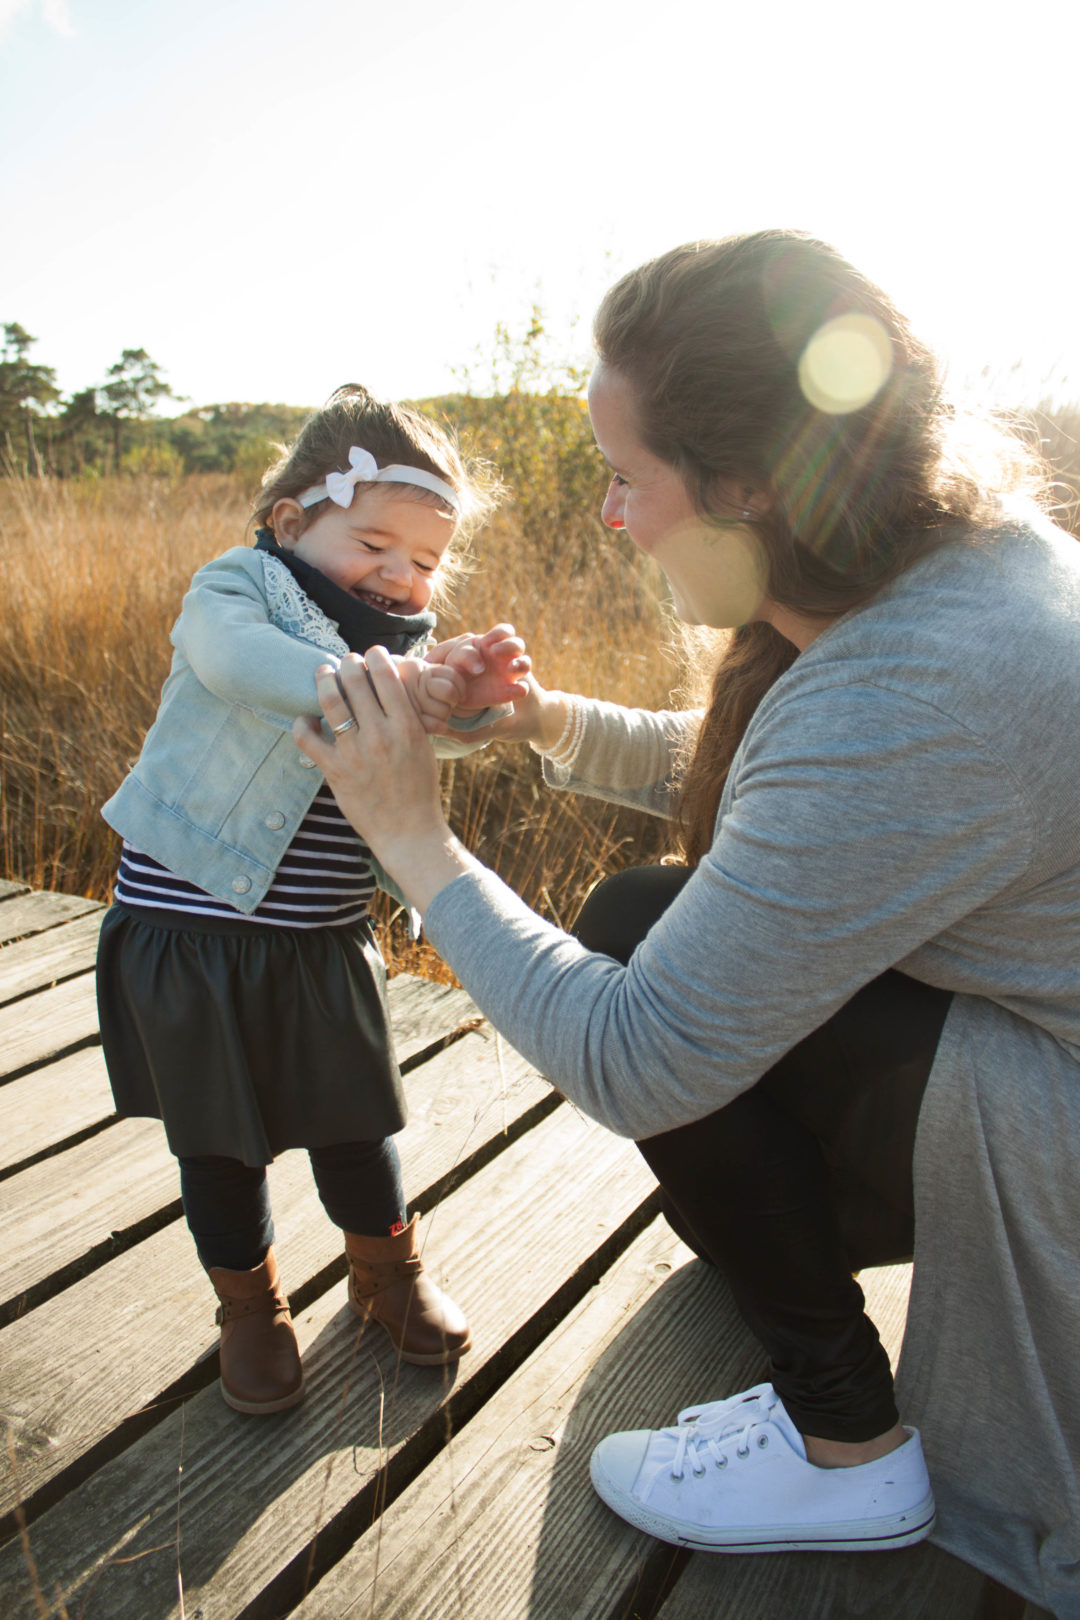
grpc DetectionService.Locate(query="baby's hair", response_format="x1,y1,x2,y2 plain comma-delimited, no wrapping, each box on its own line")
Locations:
252,386,498,589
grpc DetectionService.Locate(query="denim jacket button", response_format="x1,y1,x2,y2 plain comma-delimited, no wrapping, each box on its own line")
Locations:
264,811,286,830
299,755,317,769
231,875,252,894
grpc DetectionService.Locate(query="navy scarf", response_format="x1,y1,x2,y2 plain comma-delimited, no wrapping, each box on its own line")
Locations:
254,528,435,657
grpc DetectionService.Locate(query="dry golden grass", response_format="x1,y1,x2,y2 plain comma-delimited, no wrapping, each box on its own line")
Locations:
0,475,246,890
12,407,1074,983
0,473,688,978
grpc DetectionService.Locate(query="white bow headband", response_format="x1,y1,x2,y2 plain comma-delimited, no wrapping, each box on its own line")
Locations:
297,446,462,515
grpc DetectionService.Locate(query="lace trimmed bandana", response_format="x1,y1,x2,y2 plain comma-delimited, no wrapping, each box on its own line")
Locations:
253,530,435,657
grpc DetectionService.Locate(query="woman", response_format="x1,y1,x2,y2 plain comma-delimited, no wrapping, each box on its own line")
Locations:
295,232,1080,1615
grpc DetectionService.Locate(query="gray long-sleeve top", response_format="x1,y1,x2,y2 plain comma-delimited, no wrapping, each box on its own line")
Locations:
424,508,1080,1616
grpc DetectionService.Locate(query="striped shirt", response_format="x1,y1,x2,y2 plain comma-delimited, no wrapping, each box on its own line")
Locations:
114,785,376,928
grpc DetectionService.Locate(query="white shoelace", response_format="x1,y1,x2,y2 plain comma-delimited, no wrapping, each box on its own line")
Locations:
669,1388,781,1480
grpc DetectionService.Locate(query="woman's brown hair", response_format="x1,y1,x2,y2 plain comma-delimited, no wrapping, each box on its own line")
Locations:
594,231,1046,862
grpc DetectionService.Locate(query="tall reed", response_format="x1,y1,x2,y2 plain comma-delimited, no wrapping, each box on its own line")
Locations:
0,473,685,977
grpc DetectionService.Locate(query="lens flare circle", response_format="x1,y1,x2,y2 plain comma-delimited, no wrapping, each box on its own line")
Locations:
798,314,893,415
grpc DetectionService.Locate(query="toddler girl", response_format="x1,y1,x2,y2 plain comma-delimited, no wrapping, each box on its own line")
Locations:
96,385,526,1414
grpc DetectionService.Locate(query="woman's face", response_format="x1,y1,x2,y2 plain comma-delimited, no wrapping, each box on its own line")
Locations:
588,362,768,629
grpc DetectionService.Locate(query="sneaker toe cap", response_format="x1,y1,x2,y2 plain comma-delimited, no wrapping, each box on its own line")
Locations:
590,1429,653,1504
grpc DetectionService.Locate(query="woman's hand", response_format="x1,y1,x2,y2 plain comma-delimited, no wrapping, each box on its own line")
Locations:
292,650,476,911
444,672,576,750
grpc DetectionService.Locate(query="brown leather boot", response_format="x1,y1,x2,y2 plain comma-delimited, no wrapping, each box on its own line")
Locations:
345,1215,471,1366
208,1247,304,1414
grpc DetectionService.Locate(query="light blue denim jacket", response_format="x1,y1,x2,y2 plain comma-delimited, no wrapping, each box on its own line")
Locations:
102,545,488,915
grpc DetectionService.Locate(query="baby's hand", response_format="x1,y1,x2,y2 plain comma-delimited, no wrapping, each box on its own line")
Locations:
397,657,467,735
428,624,531,713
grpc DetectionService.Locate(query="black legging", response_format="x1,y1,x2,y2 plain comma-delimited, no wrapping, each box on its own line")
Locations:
179,1136,407,1272
572,865,952,1444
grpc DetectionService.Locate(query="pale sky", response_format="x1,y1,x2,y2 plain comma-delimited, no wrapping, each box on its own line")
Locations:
2,0,1077,415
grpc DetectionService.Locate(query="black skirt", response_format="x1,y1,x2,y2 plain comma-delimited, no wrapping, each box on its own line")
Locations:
96,903,407,1166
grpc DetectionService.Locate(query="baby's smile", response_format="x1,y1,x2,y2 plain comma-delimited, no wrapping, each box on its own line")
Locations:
354,586,408,613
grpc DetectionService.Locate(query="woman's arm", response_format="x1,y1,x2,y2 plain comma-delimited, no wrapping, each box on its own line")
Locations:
296,649,1029,1140
429,668,575,751
441,667,700,820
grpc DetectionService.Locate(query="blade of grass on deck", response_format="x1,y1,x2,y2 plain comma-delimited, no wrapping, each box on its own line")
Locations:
0,1104,657,1620
292,1264,915,1619
289,1217,762,1620
0,1019,548,1522
375,974,480,1060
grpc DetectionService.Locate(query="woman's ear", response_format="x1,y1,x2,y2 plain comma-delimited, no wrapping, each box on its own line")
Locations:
714,477,773,521
741,485,773,519
271,498,305,548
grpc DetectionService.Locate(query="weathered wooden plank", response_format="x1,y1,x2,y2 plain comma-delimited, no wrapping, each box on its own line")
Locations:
290,1220,752,1620
654,1538,988,1620
0,1105,657,1619
0,893,101,948
0,965,472,1082
0,1115,176,1317
384,973,480,1062
0,980,512,1314
291,1263,916,1620
0,1023,549,1519
0,911,104,1006
859,1263,911,1374
0,880,30,901
0,974,488,1182
0,972,99,1083
0,1046,114,1175
0,1153,307,1524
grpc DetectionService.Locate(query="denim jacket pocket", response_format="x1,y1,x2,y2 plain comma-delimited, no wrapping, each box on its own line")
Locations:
169,710,282,837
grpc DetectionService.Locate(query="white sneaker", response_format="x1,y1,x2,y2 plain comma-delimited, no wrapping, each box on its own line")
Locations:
589,1383,936,1553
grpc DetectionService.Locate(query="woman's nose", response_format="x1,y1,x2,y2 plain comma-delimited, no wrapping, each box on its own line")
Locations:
601,481,625,530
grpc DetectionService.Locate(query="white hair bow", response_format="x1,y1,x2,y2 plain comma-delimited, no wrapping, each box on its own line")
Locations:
325,446,379,507
297,445,462,514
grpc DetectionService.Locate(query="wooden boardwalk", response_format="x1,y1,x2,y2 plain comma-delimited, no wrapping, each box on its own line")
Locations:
0,880,1041,1619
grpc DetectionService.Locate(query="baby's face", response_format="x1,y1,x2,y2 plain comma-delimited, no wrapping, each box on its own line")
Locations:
283,489,455,614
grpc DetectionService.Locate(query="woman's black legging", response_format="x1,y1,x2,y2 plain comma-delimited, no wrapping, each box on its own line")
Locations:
571,864,953,1444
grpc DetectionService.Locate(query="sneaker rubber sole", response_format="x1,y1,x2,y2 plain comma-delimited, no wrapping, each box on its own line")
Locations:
589,1451,936,1553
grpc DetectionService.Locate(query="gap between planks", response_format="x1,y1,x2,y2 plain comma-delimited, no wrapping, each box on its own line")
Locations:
0,1007,538,1327
0,892,101,950
0,1017,550,1530
0,1105,659,1620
